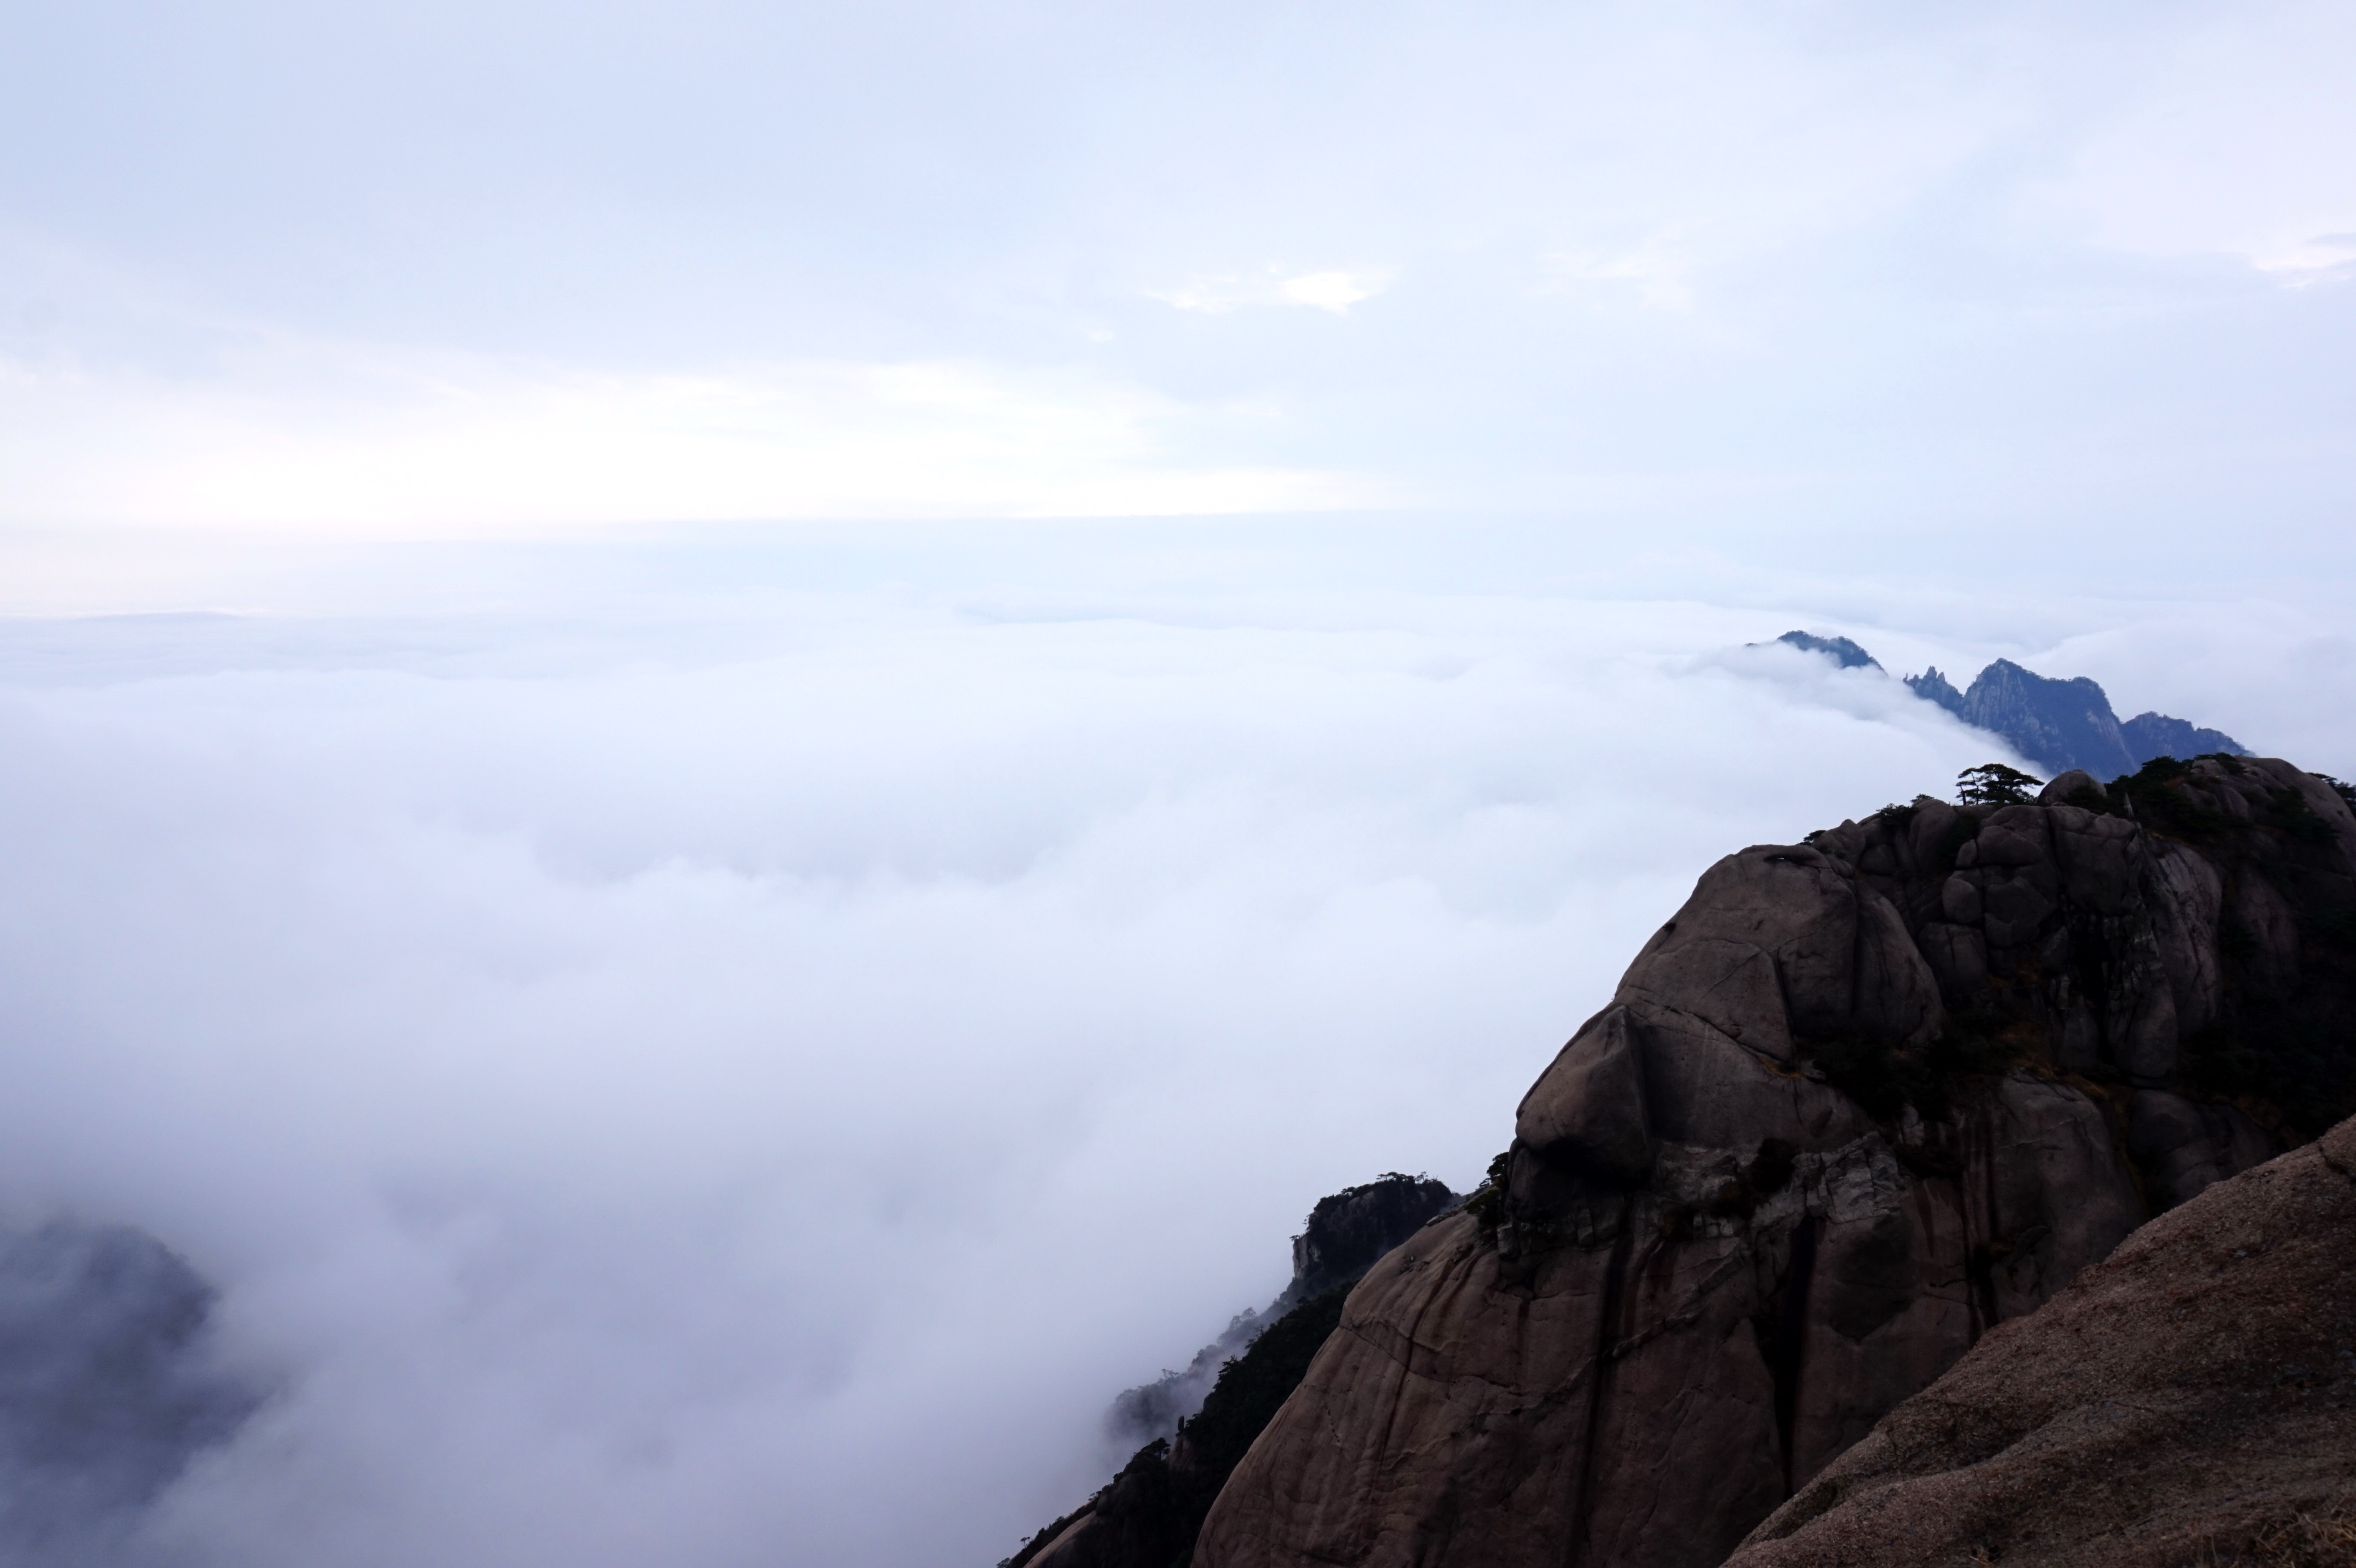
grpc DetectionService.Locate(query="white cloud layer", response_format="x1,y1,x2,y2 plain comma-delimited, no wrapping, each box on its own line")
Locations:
0,529,2349,1566
2,0,2353,1555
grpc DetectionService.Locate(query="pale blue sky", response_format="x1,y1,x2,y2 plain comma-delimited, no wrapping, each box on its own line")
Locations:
3,0,2352,544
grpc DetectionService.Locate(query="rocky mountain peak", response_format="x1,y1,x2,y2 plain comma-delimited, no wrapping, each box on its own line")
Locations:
1286,1174,1457,1306
1777,631,2251,778
1766,631,1882,670
1011,1174,1456,1568
1190,753,2356,1568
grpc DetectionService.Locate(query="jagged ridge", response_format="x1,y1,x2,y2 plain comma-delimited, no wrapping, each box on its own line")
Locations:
1762,629,2249,777
1004,1174,1455,1568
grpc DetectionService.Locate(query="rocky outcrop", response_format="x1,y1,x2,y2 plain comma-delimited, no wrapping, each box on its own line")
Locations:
1192,754,2356,1568
1285,1176,1460,1305
1723,1114,2356,1568
1006,1175,1456,1568
1104,1175,1457,1450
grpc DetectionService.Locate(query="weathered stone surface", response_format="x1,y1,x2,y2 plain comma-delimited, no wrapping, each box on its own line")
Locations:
1516,1005,1656,1182
1012,1175,1459,1568
2036,768,2103,803
2149,842,2225,1033
1191,757,2356,1568
1723,1117,2356,1568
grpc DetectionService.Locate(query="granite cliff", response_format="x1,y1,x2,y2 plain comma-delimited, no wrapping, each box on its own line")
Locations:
1191,752,2356,1568
1723,1113,2356,1568
1104,1175,1460,1452
1004,1174,1457,1568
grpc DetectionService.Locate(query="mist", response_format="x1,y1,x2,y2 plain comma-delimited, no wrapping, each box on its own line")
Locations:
0,524,2342,1566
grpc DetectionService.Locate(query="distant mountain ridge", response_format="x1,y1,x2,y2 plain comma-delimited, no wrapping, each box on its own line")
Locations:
1763,631,2248,777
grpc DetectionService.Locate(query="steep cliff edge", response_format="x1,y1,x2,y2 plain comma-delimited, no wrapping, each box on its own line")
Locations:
1004,1175,1457,1568
1194,754,2356,1568
1721,1114,2356,1568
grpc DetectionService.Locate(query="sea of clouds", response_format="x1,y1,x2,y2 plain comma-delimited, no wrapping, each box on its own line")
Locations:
0,521,2347,1567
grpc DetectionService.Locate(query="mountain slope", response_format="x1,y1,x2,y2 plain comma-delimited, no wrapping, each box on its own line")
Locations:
1191,755,2356,1568
1003,1175,1456,1568
1723,1113,2356,1568
1765,630,2251,777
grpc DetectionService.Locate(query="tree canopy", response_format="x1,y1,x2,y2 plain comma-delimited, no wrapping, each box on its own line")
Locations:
1957,762,2043,806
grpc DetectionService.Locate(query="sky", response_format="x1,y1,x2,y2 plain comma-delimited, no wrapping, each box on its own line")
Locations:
0,3,2353,1566
1,0,2353,544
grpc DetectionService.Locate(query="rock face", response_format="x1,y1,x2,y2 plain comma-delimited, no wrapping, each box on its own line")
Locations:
1193,754,2356,1568
1951,658,2143,778
1007,1175,1457,1568
1723,1115,2356,1568
1104,1175,1458,1450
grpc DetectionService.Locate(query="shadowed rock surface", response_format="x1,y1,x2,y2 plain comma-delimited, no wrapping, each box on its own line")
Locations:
1006,1175,1456,1568
1102,1175,1457,1451
0,1220,262,1556
1192,753,2356,1568
2122,711,2248,767
1723,1114,2356,1568
1950,658,2144,777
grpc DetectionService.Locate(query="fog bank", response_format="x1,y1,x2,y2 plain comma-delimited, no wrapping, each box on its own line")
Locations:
0,531,2342,1565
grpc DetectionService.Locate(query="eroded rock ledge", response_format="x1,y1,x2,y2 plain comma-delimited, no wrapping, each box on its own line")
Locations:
1194,755,2356,1568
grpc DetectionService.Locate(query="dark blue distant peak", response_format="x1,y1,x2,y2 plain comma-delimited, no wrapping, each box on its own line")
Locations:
2121,712,2251,764
1897,655,2250,778
1766,630,1882,671
1905,666,1965,716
